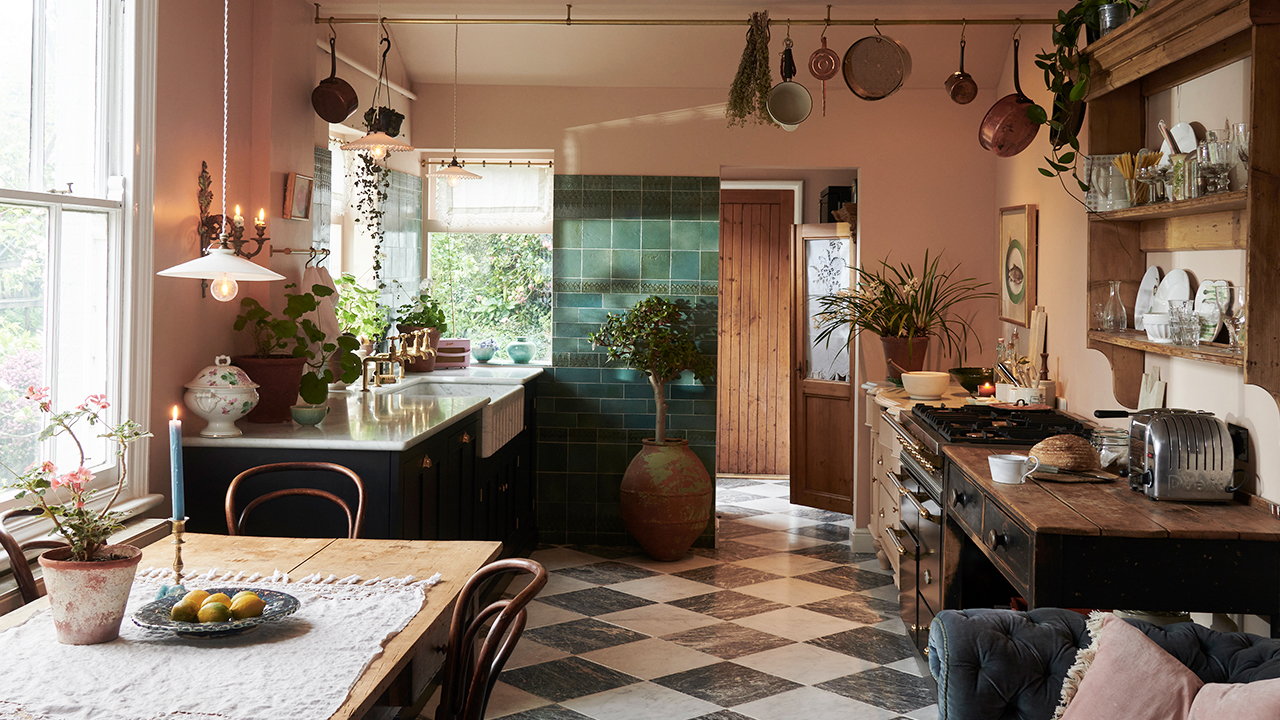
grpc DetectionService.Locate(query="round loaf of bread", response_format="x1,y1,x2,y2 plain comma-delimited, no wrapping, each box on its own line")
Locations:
1030,434,1101,471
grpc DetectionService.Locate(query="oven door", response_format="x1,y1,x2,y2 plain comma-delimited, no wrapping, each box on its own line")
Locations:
887,463,942,654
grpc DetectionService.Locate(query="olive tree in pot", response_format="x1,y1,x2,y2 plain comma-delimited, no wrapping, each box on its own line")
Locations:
234,284,361,423
395,290,448,372
589,296,715,561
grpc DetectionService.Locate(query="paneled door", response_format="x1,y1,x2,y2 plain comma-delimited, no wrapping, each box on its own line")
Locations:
717,189,793,475
790,223,856,512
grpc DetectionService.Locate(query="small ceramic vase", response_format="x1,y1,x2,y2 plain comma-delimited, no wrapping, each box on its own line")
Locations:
506,337,536,364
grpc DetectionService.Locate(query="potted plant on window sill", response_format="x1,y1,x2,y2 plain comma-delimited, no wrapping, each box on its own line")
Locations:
335,273,389,355
395,290,448,373
589,296,716,561
2,387,151,644
234,283,361,423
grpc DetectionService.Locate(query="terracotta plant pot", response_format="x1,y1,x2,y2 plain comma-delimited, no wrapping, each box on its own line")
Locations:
232,355,306,423
621,439,713,561
38,544,142,645
880,336,930,381
396,324,442,372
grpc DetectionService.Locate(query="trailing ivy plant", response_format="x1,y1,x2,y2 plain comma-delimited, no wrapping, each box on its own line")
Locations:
1030,0,1149,190
351,154,390,289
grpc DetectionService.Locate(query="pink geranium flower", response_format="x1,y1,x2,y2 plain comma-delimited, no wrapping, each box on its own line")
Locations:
53,467,94,490
79,394,110,411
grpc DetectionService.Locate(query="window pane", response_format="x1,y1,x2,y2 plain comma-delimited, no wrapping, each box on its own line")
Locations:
0,0,34,190
44,0,101,194
54,209,110,469
429,232,552,361
0,203,46,472
805,236,850,381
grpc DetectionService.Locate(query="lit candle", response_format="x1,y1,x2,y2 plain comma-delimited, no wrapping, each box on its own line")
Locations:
978,382,996,398
255,208,266,228
233,204,244,228
169,406,185,520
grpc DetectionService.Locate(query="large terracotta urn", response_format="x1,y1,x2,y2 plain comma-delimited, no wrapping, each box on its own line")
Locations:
232,355,306,423
39,544,142,645
621,439,713,561
396,324,442,372
880,335,930,381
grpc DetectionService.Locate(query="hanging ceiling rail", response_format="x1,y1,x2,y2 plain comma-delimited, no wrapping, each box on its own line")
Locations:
313,4,1054,28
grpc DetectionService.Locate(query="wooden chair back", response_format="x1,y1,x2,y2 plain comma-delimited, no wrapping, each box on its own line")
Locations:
0,507,69,605
437,558,548,720
224,462,366,539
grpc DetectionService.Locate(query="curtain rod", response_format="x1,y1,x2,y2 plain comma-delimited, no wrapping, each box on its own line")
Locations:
314,4,1053,28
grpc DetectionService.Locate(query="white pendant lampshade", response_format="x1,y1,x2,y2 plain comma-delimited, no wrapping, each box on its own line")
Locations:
428,157,481,187
157,247,285,303
340,130,413,160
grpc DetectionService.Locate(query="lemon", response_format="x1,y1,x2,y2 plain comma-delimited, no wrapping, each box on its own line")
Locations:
181,590,211,607
231,590,258,604
197,602,232,623
170,599,199,623
202,592,232,608
230,594,266,620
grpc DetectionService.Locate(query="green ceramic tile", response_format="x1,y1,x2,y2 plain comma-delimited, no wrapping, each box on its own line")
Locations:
553,307,580,323
554,218,583,249
538,444,567,471
568,428,598,443
701,191,720,221
553,174,581,190
577,308,612,324
583,189,612,219
701,177,719,191
700,222,719,251
598,481,622,504
551,352,573,366
551,368,602,383
611,249,640,280
567,446,598,472
597,445,628,474
582,219,613,248
613,175,641,190
640,280,670,294
641,191,671,220
671,281,700,296
671,251,700,280
566,502,597,531
641,251,671,279
671,191,702,220
599,429,628,443
557,397,601,414
672,177,702,192
612,219,641,248
601,398,650,414
671,414,716,431
553,249,582,278
699,281,718,296
582,249,612,279
610,279,640,293
642,176,672,192
604,293,648,309
557,292,602,308
567,473,599,500
602,367,643,383
612,190,641,219
554,189,581,220
583,175,613,190
581,280,611,294
641,221,671,249
671,221,701,250
700,251,718,280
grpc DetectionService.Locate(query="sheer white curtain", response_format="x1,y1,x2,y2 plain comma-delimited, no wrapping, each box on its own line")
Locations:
432,163,553,231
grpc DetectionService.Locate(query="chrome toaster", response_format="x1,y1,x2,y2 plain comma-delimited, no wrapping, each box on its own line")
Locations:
1129,409,1235,502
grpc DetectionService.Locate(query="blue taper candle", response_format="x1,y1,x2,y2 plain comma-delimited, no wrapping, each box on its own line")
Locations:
169,406,185,520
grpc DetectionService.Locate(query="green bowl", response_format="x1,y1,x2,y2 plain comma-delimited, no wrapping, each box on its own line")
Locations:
949,367,994,393
290,404,330,426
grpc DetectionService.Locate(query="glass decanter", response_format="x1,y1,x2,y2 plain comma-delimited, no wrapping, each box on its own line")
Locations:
1102,280,1127,333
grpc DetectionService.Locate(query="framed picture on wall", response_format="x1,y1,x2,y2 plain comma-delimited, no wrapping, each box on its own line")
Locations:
998,204,1037,327
283,172,314,220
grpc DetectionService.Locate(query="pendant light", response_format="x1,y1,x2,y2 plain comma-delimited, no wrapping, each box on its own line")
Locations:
156,0,283,301
428,21,480,187
341,21,412,159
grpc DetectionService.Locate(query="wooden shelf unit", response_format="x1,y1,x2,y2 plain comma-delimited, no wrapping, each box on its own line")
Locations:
1083,0,1280,408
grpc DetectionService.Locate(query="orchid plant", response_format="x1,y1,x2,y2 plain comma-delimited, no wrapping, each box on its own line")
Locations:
1,387,150,561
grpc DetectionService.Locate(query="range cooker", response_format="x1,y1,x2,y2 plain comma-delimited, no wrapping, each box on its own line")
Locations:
882,404,1089,656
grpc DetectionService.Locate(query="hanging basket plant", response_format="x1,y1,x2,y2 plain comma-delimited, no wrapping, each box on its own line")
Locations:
726,11,774,127
351,154,389,290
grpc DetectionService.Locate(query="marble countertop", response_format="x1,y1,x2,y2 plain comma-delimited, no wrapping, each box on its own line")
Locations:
410,365,544,385
866,381,977,416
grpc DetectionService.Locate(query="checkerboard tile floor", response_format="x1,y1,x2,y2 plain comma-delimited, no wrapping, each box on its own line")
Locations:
483,478,938,720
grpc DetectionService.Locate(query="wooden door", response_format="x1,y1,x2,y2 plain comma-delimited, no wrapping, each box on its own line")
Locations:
717,190,793,475
790,223,857,512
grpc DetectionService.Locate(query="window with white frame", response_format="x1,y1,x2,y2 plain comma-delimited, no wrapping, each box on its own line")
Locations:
0,0,145,521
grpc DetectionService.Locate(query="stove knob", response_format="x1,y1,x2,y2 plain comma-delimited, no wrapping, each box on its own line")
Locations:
986,530,1005,550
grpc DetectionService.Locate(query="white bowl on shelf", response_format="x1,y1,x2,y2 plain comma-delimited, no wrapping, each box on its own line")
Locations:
1143,313,1173,344
901,371,951,400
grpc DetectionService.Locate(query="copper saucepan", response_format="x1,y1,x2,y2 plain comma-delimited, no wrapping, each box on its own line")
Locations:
945,37,977,105
978,38,1040,157
312,34,359,123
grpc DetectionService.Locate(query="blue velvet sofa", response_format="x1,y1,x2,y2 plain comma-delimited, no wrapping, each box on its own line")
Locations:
928,608,1280,720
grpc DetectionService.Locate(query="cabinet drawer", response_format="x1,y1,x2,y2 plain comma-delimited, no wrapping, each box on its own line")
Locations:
948,470,983,537
916,594,937,660
981,501,1033,590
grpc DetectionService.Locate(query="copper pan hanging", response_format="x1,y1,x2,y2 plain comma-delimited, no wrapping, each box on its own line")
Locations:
978,37,1040,157
842,25,912,101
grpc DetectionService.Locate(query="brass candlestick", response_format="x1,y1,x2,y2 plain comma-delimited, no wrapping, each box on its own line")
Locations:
171,516,188,588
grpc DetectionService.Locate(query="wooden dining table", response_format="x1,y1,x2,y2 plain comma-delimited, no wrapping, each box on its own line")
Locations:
0,533,502,720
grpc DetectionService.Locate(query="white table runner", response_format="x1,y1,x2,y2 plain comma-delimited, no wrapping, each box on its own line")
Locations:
0,566,441,720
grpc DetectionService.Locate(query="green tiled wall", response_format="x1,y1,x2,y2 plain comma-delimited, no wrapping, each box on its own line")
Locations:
538,175,718,546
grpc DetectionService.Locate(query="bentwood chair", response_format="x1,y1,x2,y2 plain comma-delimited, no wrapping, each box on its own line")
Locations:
436,558,548,720
0,507,69,605
224,462,366,539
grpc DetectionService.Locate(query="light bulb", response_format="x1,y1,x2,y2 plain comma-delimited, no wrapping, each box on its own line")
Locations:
371,146,387,160
447,174,462,188
210,274,239,302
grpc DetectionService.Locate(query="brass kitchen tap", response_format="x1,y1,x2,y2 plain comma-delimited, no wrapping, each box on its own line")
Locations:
361,328,436,392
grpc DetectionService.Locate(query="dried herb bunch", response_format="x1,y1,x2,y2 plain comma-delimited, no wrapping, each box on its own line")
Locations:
726,11,774,127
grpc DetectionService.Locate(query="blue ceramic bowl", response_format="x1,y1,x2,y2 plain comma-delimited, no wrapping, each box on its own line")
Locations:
473,346,496,363
290,404,330,426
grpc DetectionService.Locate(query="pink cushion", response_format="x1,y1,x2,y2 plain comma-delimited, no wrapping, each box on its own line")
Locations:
1060,615,1203,720
1189,677,1280,720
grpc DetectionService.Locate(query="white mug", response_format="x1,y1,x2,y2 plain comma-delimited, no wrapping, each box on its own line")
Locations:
988,453,1040,485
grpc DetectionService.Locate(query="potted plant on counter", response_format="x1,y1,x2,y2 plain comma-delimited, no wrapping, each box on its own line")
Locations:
335,273,388,354
395,290,448,373
813,250,994,381
589,296,715,561
234,284,361,422
1,387,150,644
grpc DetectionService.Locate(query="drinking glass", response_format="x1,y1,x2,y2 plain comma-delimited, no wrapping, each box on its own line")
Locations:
1215,287,1246,353
1233,122,1250,190
1197,141,1232,193
1168,300,1197,346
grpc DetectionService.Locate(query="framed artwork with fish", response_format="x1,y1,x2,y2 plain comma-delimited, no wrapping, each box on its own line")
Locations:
998,204,1037,327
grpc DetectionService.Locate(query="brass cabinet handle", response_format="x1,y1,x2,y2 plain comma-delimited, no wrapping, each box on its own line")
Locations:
461,432,471,444
924,569,933,585
901,487,933,522
421,455,433,469
882,526,916,559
